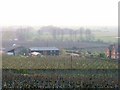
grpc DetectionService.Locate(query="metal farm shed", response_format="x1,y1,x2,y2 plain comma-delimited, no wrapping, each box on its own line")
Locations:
29,47,59,56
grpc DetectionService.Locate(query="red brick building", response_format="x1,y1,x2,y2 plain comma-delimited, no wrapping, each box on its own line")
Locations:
105,44,120,59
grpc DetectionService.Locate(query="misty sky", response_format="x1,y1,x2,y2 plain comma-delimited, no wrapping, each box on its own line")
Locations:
0,0,119,27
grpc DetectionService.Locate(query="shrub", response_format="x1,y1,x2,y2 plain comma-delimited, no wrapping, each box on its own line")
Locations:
99,53,106,58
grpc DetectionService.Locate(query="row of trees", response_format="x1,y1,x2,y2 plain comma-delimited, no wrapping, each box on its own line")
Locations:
38,26,94,41
2,26,95,42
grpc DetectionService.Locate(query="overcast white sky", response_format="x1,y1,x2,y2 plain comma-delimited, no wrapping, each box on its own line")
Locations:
0,0,119,27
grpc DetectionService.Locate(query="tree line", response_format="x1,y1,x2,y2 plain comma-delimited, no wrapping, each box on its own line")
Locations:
2,26,95,42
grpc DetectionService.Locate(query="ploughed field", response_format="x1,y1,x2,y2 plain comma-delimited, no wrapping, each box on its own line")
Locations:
2,55,118,69
2,69,119,88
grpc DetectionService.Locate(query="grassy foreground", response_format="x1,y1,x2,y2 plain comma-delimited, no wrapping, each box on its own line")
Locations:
2,55,118,69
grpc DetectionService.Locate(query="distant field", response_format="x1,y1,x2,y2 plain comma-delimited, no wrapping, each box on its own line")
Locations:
93,31,117,43
94,36,117,43
2,55,118,69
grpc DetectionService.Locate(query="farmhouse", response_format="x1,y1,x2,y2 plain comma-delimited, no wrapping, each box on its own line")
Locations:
7,46,30,56
106,44,120,59
29,47,59,56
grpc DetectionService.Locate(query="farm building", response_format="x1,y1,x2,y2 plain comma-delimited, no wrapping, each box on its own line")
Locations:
6,46,30,56
105,44,120,59
29,47,59,56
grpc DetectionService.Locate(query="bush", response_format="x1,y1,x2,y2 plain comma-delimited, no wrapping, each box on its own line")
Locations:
99,53,106,58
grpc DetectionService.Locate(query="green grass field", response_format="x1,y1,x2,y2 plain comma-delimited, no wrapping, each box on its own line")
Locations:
2,55,118,69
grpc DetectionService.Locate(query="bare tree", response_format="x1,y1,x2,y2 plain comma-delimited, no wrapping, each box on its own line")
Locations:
85,29,92,41
69,29,74,41
60,29,64,41
79,27,84,41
